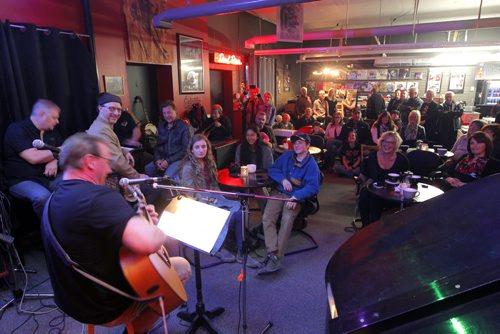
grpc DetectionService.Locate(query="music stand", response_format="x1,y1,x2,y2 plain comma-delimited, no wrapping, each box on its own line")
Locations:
157,196,230,333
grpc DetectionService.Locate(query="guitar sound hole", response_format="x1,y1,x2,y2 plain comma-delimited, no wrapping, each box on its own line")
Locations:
147,285,160,295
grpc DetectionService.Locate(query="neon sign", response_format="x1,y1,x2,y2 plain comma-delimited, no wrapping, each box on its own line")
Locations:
214,52,243,65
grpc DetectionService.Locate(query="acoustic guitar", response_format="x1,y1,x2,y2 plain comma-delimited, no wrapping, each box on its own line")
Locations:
119,185,187,315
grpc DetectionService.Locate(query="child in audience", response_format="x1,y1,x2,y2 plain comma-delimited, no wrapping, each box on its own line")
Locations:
334,130,361,177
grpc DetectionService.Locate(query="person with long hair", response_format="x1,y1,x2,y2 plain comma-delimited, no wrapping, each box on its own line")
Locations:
358,131,409,226
399,110,426,147
387,89,403,113
371,111,396,144
441,131,500,189
482,123,500,159
180,134,261,267
324,111,344,169
236,126,274,170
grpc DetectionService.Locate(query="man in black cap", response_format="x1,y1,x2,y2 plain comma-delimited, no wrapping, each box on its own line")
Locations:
258,133,321,275
3,99,63,218
87,93,147,183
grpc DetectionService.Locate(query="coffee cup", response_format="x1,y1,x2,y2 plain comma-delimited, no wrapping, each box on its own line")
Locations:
410,175,421,188
247,164,257,173
387,173,400,183
403,187,419,200
400,144,409,153
436,148,447,157
420,143,429,151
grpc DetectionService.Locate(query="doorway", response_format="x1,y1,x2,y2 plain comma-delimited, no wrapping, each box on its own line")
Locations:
210,69,233,125
126,64,173,125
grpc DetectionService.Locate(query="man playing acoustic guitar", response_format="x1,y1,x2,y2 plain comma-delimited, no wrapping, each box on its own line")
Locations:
42,133,191,333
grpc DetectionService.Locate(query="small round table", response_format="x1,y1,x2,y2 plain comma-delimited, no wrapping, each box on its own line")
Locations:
367,181,444,210
217,168,269,190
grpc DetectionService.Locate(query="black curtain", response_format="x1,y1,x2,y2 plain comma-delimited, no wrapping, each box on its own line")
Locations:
0,21,99,142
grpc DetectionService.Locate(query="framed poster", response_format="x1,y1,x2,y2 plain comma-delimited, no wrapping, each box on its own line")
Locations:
449,70,466,93
177,34,204,94
104,76,124,95
427,70,442,93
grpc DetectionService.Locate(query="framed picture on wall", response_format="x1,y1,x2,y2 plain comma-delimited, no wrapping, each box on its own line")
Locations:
177,34,204,94
104,76,124,95
427,70,442,93
449,70,466,93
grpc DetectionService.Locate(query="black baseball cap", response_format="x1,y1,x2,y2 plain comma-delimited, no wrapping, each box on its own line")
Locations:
291,133,311,144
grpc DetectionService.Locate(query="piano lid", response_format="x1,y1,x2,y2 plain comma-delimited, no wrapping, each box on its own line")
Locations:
325,174,500,333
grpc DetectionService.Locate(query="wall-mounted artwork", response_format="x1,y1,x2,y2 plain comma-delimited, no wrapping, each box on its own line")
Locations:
177,34,204,94
104,76,124,95
427,70,442,93
449,70,466,93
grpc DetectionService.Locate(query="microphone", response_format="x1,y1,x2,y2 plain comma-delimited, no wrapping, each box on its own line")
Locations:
119,176,176,187
32,139,61,153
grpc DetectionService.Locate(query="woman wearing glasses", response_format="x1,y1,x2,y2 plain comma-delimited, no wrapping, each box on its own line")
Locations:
358,131,409,227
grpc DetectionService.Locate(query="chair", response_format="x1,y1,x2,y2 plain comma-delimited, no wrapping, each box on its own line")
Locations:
284,194,320,256
406,150,442,177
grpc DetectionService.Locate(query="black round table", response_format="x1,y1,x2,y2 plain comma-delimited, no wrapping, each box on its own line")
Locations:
367,181,444,210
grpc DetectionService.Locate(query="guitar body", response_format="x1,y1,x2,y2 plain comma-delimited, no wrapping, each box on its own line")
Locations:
119,247,187,315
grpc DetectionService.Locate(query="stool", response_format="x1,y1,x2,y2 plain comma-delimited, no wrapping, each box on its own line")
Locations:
87,322,135,334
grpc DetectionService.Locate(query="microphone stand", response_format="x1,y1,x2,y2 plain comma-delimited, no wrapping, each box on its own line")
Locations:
154,183,295,334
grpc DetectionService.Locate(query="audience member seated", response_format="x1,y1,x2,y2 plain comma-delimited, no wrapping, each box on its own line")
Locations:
309,121,325,137
259,133,321,275
324,111,344,170
144,100,191,179
312,90,328,122
440,132,500,190
437,91,464,150
235,126,274,170
296,107,316,130
113,109,141,148
255,111,278,152
180,134,261,268
334,130,361,177
399,110,426,147
482,123,500,159
3,99,62,218
187,102,208,131
371,111,396,144
448,119,486,163
358,131,409,227
339,109,373,145
272,114,283,129
390,110,403,130
203,104,233,144
41,133,191,333
277,113,294,130
87,93,145,181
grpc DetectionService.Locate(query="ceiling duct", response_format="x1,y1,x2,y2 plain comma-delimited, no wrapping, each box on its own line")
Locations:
154,0,317,28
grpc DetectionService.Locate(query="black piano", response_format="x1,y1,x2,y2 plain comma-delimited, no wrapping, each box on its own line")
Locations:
326,174,500,333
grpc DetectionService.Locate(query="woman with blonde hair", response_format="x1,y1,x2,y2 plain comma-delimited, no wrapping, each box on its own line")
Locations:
400,109,426,147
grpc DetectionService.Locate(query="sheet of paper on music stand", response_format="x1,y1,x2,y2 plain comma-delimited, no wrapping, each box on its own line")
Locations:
157,197,231,254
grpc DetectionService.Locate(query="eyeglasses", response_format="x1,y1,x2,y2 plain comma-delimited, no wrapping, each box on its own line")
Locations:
382,140,397,145
103,106,123,114
91,154,113,163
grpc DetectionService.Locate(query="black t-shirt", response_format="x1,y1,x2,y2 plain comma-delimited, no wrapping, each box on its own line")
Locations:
339,143,361,166
113,112,137,145
362,151,409,184
3,119,63,187
45,180,136,324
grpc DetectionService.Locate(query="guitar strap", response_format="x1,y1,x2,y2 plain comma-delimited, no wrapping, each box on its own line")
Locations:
42,194,156,303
